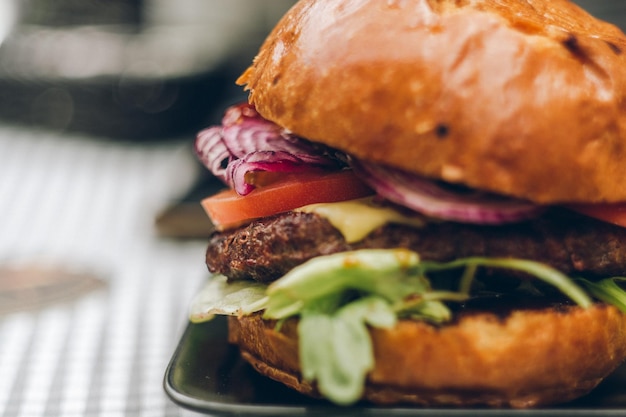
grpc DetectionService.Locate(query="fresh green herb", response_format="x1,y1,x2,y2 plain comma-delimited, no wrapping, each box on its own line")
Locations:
419,257,593,309
190,249,599,406
579,277,626,313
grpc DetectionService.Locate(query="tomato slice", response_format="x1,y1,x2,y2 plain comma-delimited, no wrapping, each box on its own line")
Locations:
567,202,626,228
201,170,374,230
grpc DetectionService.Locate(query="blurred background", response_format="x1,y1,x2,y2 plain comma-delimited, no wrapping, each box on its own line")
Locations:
0,0,297,139
0,1,623,416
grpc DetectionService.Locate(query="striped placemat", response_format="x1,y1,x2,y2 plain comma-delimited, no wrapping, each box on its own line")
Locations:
0,127,210,417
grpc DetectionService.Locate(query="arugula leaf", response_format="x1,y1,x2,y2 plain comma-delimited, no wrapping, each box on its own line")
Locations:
579,277,626,312
190,249,598,406
420,257,593,309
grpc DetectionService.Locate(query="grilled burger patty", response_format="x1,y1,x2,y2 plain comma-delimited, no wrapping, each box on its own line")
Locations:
206,208,626,283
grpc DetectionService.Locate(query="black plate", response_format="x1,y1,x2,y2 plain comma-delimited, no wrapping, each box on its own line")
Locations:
164,316,626,416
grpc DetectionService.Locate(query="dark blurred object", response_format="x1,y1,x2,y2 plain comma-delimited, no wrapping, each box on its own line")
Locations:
574,1,626,30
155,171,222,239
0,0,294,139
21,0,142,26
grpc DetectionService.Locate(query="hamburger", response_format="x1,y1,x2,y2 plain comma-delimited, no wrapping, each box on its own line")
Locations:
188,0,626,408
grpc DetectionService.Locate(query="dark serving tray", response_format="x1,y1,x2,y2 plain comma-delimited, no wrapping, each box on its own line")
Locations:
164,315,626,417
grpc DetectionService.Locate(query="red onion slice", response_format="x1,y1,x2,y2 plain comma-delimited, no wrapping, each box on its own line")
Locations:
195,103,342,195
352,160,544,224
226,151,330,195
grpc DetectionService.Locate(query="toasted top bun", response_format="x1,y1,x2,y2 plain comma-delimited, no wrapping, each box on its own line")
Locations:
238,0,626,204
229,304,626,407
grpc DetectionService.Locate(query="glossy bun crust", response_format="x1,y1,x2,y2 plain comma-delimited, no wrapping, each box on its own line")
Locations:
229,304,626,407
238,0,626,204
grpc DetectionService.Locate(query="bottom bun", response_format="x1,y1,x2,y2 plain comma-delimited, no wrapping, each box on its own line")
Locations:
228,303,626,408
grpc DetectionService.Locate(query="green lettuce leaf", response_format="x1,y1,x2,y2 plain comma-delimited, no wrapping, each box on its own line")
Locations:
189,275,267,323
255,249,466,404
190,249,601,406
299,297,395,405
258,249,457,322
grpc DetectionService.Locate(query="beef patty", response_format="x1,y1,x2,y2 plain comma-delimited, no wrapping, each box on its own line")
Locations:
205,208,626,283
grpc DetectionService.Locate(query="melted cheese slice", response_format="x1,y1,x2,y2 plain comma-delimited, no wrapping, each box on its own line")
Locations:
296,198,425,243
